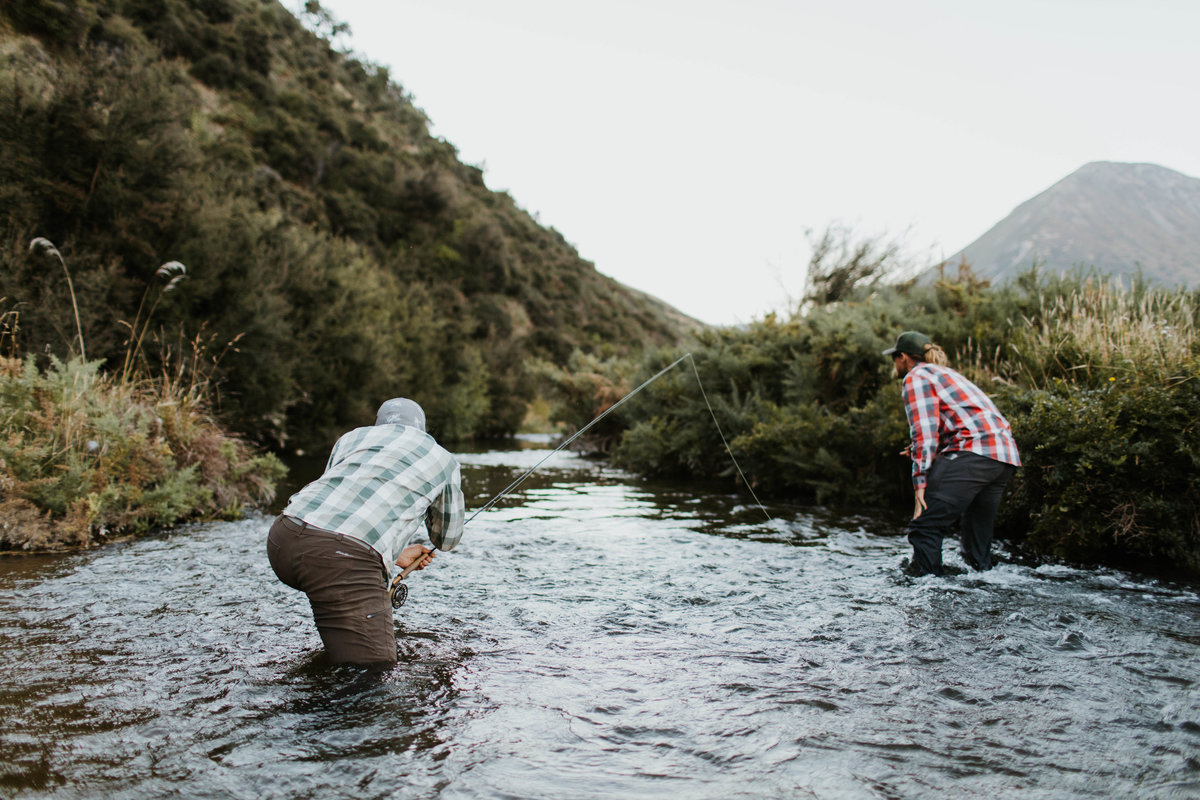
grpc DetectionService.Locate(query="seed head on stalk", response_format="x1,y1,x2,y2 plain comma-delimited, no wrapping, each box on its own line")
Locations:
29,237,86,360
121,260,188,381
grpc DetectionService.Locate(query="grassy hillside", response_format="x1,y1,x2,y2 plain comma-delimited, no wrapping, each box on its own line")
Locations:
0,0,698,451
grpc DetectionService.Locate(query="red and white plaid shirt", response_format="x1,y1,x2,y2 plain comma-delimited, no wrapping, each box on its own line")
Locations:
901,362,1021,489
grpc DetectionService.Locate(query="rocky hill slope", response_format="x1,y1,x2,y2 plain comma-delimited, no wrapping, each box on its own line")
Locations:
939,162,1200,286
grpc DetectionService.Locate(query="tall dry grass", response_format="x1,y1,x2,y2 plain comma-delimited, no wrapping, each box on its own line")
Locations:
963,277,1199,390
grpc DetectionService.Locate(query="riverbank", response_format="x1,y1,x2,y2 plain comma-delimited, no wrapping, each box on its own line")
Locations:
540,268,1200,578
0,354,285,551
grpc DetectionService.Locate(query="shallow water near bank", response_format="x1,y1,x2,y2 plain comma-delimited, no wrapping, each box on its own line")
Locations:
2,440,1199,799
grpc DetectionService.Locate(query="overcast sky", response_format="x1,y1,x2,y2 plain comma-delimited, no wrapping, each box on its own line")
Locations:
310,0,1200,326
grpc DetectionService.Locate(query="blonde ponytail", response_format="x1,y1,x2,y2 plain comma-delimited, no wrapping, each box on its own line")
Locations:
921,343,949,367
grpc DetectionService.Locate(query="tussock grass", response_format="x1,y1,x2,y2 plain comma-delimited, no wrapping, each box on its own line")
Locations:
0,354,284,551
1010,278,1199,387
28,238,85,360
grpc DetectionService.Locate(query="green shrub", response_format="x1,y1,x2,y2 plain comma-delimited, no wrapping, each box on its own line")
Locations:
0,354,285,551
998,376,1200,575
598,262,1200,576
533,350,638,453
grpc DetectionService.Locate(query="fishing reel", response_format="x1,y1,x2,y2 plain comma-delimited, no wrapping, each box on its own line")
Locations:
389,546,434,608
389,573,409,608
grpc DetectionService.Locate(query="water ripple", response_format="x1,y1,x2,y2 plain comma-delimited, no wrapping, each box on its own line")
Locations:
1,449,1198,799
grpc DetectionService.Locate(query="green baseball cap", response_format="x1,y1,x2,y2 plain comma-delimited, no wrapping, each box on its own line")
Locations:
882,331,931,358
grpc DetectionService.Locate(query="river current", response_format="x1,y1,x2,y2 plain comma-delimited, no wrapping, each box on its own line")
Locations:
1,439,1198,799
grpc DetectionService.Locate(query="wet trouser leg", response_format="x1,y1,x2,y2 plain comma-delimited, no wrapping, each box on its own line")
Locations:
267,515,397,665
906,453,1014,576
959,462,1014,570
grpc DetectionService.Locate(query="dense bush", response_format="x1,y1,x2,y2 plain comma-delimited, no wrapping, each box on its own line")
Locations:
998,378,1200,576
0,354,285,550
533,351,635,453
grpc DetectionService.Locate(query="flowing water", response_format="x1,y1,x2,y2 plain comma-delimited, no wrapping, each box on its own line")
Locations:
2,438,1198,799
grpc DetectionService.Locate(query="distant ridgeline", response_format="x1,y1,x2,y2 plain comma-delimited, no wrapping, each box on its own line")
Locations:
0,0,699,450
926,161,1200,287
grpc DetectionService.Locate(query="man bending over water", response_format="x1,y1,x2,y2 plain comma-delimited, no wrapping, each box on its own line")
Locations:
267,398,464,665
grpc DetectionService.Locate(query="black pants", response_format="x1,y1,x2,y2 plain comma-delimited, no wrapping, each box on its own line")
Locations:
906,452,1015,576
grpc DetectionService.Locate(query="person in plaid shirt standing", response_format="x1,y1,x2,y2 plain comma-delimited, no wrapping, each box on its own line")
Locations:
884,331,1020,577
267,398,465,665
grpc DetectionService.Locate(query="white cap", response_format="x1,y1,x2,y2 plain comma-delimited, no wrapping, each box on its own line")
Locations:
375,398,426,431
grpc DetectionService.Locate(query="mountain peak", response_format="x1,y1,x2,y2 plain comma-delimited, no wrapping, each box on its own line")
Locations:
938,161,1200,286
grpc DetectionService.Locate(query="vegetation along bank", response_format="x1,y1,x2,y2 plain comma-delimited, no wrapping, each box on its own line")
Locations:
0,348,285,551
2,1,1196,577
541,256,1200,578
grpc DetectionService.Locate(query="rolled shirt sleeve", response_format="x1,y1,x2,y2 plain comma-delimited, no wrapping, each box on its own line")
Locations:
425,464,465,551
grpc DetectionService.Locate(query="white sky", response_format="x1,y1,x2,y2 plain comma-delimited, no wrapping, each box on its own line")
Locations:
311,0,1200,326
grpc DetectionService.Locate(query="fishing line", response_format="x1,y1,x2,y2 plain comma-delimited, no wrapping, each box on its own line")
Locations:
466,352,772,525
465,352,694,525
392,352,773,607
686,355,773,523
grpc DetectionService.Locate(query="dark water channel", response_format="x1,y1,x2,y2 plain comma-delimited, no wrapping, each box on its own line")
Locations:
2,438,1199,799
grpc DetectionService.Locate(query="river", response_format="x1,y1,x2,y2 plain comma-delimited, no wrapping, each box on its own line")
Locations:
1,438,1198,799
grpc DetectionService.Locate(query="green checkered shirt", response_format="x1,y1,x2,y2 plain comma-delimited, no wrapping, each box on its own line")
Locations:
282,424,465,570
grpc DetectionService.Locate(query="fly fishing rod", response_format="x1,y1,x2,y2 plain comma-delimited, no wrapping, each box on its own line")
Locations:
389,352,771,607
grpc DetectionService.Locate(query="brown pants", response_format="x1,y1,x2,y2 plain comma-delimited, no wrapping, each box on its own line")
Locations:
266,515,397,665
